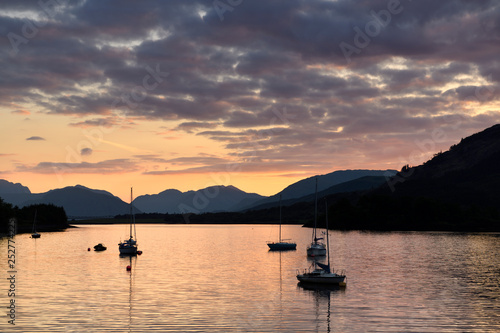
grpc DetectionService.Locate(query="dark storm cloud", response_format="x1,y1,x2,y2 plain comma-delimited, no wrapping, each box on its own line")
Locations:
2,0,500,173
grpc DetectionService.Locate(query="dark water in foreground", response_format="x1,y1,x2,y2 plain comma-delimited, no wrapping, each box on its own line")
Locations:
1,224,499,332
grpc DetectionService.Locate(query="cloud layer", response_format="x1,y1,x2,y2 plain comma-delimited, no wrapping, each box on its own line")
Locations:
2,0,500,179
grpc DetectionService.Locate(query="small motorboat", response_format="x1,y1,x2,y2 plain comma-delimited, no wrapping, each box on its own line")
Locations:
94,243,107,251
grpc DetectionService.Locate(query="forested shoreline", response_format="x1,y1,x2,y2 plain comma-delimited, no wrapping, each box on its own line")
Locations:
0,197,69,235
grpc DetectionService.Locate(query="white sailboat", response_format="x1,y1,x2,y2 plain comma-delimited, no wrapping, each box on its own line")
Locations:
297,199,346,285
306,177,326,257
118,188,138,255
267,194,297,251
31,209,41,238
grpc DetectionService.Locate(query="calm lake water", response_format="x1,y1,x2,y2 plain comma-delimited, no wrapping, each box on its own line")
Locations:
1,224,499,332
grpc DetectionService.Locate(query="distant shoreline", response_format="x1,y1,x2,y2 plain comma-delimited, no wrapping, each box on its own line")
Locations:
70,218,303,225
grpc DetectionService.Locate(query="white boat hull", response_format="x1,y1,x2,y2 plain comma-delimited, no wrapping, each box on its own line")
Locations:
307,243,326,257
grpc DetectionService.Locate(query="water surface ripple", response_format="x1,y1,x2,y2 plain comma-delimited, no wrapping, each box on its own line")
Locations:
1,225,499,332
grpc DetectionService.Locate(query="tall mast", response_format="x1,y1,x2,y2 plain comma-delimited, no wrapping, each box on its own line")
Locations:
313,177,318,242
325,198,330,269
130,187,133,238
279,194,282,242
32,209,37,233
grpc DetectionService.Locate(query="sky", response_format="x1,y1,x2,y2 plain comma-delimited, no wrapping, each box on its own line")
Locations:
1,0,499,201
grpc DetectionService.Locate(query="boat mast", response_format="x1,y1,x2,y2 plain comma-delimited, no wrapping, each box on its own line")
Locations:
325,198,330,269
32,209,37,233
312,177,318,242
130,187,133,239
279,194,282,242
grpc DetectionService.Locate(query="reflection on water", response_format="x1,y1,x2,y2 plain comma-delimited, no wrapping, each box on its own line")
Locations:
0,225,499,332
297,283,344,333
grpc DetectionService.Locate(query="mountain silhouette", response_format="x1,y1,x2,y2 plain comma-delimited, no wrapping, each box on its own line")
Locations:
133,185,264,214
384,123,500,208
20,185,137,218
239,169,396,211
326,124,500,231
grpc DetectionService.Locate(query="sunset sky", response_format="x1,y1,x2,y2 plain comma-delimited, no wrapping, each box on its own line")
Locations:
1,0,499,201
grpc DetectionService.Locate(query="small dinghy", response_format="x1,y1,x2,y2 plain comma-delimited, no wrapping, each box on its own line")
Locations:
94,243,107,251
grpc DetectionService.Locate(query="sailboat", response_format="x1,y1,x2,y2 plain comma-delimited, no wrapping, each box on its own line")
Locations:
297,199,346,285
306,177,326,257
118,188,138,255
31,209,41,238
267,194,297,251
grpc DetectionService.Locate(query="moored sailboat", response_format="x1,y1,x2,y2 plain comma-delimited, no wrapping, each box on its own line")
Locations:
31,209,41,238
297,199,346,285
267,195,296,251
119,188,138,255
306,177,326,257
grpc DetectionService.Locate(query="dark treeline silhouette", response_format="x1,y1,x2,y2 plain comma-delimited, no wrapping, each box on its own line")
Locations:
308,194,500,232
113,204,309,225
0,197,69,235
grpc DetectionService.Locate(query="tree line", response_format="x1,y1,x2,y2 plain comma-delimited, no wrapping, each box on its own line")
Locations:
0,197,69,235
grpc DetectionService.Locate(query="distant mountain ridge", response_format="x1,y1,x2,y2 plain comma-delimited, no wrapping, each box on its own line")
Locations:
0,169,396,218
248,175,392,211
133,185,264,214
0,182,266,217
8,185,134,218
240,169,397,211
0,179,30,194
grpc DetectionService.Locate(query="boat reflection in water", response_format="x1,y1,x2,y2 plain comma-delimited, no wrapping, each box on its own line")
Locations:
297,281,345,333
120,255,136,333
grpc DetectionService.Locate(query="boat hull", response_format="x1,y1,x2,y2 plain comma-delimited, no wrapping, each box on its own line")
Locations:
307,244,326,257
119,246,137,255
119,236,137,255
268,242,297,251
296,273,346,285
94,244,107,251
